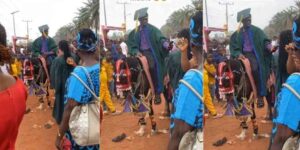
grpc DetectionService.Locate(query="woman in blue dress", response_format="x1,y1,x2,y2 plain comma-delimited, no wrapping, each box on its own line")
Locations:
269,17,300,150
55,29,100,150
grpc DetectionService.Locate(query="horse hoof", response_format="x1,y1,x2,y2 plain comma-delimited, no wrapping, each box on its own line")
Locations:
252,134,259,140
36,104,43,110
235,134,246,140
134,125,146,136
151,129,158,135
134,131,145,136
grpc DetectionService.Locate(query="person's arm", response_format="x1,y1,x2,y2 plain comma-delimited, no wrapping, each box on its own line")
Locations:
55,99,78,150
168,119,193,150
49,38,58,55
229,32,244,59
177,38,191,72
32,38,41,57
269,124,294,150
126,31,139,56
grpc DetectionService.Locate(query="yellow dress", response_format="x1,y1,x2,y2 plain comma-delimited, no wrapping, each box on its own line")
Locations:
100,64,116,112
203,60,217,115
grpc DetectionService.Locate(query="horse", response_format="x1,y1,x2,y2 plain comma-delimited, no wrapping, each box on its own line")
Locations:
31,55,52,109
122,56,158,136
218,58,258,140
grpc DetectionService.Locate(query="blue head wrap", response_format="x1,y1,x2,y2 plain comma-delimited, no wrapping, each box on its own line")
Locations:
76,29,98,52
292,20,300,49
190,11,202,47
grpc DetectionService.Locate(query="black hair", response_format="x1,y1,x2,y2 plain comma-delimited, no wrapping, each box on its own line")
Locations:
58,40,71,61
0,24,10,63
278,29,292,74
0,24,6,47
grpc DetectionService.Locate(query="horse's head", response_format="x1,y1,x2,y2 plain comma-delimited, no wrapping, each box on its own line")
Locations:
126,56,142,83
227,59,244,86
115,58,130,84
217,59,245,94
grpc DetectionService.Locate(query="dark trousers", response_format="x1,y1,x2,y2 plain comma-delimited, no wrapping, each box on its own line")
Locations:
141,50,160,95
244,52,262,96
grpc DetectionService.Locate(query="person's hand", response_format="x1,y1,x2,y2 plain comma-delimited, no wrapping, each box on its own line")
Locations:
238,54,246,60
271,45,279,53
176,38,189,52
137,52,143,58
55,135,63,150
67,57,76,66
285,43,295,54
42,53,48,58
168,41,174,51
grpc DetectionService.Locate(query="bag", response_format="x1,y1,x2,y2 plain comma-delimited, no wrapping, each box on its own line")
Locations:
178,69,203,150
69,66,100,146
179,129,203,150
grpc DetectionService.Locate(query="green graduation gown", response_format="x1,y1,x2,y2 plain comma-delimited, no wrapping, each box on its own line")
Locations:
32,36,58,57
126,24,169,93
230,25,273,96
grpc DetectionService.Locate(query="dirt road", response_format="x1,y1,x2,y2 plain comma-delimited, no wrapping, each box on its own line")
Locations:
101,99,171,150
204,101,273,150
16,95,57,150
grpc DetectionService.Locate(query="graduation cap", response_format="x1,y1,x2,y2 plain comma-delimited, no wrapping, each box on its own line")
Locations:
38,24,49,33
237,8,251,22
134,7,148,21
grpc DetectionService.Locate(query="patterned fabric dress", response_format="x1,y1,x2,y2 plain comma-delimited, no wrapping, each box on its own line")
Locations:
64,64,100,150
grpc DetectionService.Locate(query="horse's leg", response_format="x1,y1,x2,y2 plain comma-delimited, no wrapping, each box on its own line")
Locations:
149,98,157,135
251,102,259,138
135,116,146,136
46,85,51,108
236,119,248,140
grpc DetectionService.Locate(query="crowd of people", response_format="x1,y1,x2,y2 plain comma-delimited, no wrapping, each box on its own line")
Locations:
202,8,300,150
99,7,203,150
0,21,100,149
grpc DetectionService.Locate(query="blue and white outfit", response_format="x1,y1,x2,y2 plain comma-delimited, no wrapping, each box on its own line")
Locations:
271,73,300,141
170,69,203,130
64,64,100,150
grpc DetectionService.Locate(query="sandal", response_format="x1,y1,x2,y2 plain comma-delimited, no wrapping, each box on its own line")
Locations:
213,137,227,147
112,133,127,142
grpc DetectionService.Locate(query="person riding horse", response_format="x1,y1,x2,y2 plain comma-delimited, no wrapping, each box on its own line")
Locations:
126,7,173,105
229,8,274,109
32,24,58,109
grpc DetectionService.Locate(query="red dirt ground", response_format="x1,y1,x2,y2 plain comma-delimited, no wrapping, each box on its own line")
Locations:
15,95,272,150
101,99,171,150
204,101,273,150
16,95,57,150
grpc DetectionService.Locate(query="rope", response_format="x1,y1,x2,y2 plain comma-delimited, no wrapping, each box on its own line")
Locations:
179,80,203,102
282,83,300,100
71,72,99,101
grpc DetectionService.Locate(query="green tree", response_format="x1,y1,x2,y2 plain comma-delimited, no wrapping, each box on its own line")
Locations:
264,1,300,37
54,0,99,41
160,0,202,37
